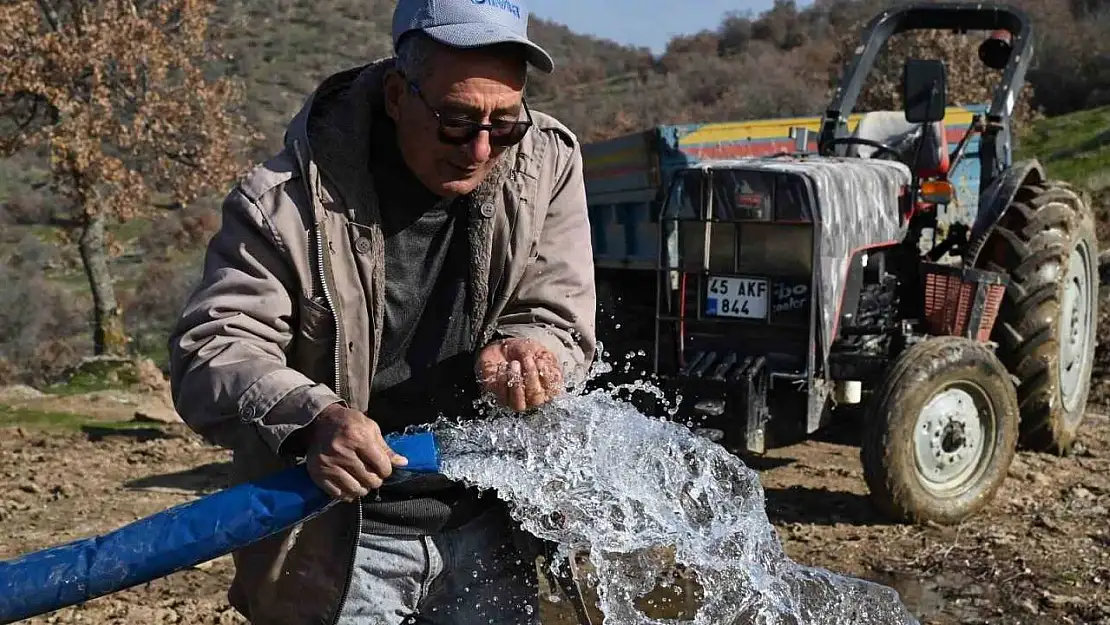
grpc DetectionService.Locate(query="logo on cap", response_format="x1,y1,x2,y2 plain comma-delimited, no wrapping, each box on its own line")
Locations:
470,0,522,19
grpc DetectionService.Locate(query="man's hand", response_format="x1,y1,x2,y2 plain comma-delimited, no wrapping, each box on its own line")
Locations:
478,337,564,411
305,403,408,501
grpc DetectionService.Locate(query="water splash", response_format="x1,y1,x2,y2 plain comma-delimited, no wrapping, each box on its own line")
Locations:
423,384,919,625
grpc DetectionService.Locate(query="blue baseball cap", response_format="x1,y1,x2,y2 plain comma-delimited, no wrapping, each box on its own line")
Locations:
392,0,555,74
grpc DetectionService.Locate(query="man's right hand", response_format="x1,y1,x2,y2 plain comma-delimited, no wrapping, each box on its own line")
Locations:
305,403,409,501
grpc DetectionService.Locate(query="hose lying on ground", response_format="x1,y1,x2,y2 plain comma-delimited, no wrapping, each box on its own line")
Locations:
0,432,441,624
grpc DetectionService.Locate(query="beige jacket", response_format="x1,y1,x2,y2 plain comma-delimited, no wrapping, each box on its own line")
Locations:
168,58,596,624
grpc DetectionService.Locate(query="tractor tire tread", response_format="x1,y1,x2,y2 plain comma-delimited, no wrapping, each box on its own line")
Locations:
973,180,1098,454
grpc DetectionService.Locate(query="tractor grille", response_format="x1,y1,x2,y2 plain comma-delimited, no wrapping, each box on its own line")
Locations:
921,262,1008,341
680,351,767,381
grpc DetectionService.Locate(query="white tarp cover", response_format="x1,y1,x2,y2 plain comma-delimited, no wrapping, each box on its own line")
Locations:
696,156,913,369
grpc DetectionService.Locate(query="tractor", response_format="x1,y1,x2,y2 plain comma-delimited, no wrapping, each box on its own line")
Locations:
596,1,1100,526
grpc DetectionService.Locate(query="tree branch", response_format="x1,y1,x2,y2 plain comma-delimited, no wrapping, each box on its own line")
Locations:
165,150,200,169
15,99,40,130
66,0,86,37
0,93,56,141
48,215,83,229
35,0,60,31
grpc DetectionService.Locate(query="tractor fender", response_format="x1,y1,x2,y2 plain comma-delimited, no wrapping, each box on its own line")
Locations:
966,159,1046,266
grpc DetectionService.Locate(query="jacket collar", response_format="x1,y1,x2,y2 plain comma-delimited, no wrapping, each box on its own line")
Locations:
282,57,528,349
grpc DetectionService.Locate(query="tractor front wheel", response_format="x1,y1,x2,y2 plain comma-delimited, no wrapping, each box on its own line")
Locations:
861,336,1020,525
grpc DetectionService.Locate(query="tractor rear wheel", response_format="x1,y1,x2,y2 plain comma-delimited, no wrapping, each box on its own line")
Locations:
861,336,1020,525
970,180,1099,455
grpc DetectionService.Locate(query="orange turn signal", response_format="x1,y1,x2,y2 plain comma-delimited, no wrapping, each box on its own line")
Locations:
920,180,954,204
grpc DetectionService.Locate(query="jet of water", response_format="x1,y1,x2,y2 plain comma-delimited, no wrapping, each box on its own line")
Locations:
421,384,920,625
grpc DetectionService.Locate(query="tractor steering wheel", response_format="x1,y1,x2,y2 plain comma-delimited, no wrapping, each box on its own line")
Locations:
827,137,903,161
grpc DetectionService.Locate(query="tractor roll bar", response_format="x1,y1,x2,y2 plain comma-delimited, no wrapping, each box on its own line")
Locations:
817,2,1035,187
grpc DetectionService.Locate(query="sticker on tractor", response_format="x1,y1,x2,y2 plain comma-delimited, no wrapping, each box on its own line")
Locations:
734,193,768,219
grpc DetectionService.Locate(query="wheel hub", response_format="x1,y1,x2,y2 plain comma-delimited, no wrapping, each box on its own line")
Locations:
1059,239,1093,414
914,386,993,495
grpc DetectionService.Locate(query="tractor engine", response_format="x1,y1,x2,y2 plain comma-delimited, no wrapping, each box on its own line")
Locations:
826,248,907,387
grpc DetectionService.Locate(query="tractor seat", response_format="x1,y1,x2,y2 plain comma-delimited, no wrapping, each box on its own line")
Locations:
846,111,950,178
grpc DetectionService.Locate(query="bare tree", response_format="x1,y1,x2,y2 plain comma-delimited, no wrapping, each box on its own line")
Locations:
0,0,253,355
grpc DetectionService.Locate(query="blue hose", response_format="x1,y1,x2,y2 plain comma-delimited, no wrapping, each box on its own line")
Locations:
0,431,440,624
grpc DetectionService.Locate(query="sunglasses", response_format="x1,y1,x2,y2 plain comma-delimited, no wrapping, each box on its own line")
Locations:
405,79,534,147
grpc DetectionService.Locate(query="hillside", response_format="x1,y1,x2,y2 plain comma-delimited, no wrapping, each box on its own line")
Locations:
0,0,1108,386
204,0,1109,149
207,0,656,156
3,0,1108,157
1016,105,1110,191
1015,105,1110,242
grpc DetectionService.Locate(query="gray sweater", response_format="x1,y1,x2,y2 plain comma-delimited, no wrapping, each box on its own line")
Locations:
359,116,498,535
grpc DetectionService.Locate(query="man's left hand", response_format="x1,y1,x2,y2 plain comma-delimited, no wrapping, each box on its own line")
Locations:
478,338,564,411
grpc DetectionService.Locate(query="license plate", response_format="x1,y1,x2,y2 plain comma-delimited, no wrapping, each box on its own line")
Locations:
705,276,768,319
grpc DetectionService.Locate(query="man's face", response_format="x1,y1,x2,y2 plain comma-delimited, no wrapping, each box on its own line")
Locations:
385,46,528,198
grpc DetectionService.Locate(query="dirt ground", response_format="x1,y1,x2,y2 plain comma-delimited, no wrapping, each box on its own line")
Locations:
1,412,1106,624
760,416,1110,625
2,315,1109,624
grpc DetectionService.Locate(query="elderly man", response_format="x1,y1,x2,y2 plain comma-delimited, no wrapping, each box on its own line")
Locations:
167,0,596,622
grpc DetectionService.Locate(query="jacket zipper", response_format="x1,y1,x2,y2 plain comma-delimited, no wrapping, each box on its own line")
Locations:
314,221,345,399
292,139,360,625
291,139,348,400
315,216,359,625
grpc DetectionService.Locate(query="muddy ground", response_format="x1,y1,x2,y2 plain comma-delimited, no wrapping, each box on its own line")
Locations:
2,318,1110,624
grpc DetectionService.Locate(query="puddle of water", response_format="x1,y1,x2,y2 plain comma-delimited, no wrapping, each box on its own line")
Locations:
866,570,946,618
865,568,989,623
416,371,921,625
